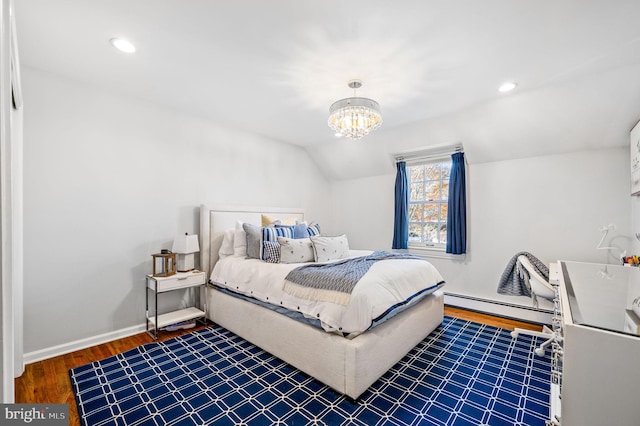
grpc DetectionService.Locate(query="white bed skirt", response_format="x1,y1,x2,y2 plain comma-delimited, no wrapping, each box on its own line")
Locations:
206,287,444,399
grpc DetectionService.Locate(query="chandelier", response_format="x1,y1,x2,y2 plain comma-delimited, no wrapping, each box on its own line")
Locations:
328,80,382,140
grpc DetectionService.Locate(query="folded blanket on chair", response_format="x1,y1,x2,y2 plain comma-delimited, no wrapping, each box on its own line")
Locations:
497,251,549,299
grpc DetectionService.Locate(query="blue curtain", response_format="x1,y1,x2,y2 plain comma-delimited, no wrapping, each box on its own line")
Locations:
446,152,466,254
392,161,409,249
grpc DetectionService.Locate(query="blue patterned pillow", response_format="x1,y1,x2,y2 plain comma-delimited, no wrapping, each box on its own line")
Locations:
307,223,321,237
261,226,293,260
276,223,309,239
262,241,280,263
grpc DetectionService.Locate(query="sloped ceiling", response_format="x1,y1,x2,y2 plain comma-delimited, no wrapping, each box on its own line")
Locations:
310,63,640,180
14,0,640,177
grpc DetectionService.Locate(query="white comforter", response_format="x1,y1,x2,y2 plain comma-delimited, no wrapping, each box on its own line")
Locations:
210,250,444,336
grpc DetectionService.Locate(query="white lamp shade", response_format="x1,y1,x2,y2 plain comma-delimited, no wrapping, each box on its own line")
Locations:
172,234,200,254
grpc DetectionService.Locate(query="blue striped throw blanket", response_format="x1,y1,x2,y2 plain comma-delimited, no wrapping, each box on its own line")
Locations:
283,251,423,305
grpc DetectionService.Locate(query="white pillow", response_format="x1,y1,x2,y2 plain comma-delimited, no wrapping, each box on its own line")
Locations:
233,220,247,257
278,237,314,263
310,234,349,262
219,229,235,259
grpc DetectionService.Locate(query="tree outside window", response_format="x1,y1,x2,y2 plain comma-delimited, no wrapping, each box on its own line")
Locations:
408,160,451,248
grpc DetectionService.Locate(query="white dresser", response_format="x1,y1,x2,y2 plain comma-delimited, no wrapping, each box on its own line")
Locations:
554,261,640,426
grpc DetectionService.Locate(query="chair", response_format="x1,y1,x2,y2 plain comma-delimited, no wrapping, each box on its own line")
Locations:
510,255,557,356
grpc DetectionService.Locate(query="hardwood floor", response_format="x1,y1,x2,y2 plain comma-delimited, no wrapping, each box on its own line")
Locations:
444,306,542,333
14,307,542,426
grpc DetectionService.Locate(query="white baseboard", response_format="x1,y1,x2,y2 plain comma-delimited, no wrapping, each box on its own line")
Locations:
22,294,551,365
23,323,147,365
444,293,553,325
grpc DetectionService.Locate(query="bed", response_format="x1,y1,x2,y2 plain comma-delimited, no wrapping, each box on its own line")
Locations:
199,205,445,400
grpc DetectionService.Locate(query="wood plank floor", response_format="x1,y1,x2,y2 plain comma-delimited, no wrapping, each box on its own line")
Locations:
14,307,542,426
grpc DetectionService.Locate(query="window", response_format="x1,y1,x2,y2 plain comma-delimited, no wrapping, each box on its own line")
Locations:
408,159,451,249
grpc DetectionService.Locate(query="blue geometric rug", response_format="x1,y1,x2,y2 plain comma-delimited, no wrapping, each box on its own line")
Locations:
69,317,550,426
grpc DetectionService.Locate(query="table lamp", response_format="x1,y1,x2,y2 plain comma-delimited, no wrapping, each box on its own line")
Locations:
172,233,200,272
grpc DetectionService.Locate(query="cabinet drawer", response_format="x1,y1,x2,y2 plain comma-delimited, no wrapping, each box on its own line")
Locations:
148,272,205,292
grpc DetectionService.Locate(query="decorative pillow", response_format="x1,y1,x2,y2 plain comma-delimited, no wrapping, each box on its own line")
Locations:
262,241,280,263
242,223,262,259
276,223,309,239
307,223,321,237
278,237,314,263
219,229,235,258
233,221,247,257
310,234,349,262
294,223,310,238
261,214,296,226
242,223,295,260
261,226,293,260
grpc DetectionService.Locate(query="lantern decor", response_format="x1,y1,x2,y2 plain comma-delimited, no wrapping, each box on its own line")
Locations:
152,249,176,277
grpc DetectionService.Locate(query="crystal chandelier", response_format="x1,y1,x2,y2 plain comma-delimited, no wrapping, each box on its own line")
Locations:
328,80,382,140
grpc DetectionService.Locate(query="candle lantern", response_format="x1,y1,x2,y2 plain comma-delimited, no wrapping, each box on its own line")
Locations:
152,250,176,277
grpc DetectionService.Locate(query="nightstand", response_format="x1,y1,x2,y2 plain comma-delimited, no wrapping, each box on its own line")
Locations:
145,270,207,339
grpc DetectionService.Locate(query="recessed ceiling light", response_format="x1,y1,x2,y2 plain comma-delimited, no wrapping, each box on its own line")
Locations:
498,82,517,93
110,38,136,53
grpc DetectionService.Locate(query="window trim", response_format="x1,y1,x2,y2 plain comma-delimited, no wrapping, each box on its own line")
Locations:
406,245,466,260
406,156,451,249
392,143,463,166
393,143,464,258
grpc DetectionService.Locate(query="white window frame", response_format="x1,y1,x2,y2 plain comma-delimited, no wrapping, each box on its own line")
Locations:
393,144,465,260
406,157,450,252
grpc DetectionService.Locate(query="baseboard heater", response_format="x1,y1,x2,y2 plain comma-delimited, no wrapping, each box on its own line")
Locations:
444,292,553,325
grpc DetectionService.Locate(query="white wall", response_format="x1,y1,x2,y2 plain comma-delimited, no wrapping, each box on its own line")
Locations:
331,148,631,309
19,65,638,356
21,67,332,354
329,175,395,250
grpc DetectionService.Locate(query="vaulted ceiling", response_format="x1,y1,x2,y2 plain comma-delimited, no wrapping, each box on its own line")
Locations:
15,0,640,177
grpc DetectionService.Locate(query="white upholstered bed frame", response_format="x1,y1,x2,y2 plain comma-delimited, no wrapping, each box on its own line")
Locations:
199,205,444,400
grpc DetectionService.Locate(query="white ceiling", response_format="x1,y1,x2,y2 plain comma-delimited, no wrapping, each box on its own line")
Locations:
14,0,640,162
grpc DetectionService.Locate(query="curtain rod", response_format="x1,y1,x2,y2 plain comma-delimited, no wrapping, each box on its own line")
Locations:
395,145,463,163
